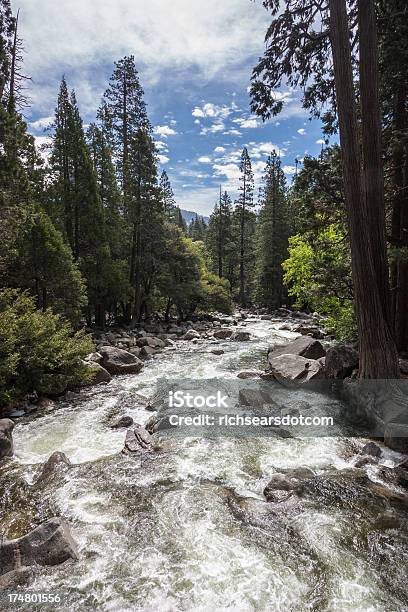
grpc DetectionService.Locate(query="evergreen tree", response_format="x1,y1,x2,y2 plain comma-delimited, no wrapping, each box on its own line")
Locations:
101,56,148,215
206,188,233,279
235,147,255,305
255,151,288,309
189,213,207,242
160,169,177,221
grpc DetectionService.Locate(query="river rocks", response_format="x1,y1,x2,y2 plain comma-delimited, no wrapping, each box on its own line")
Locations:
361,441,382,458
292,324,326,339
268,354,325,384
82,361,112,385
268,336,326,363
353,454,379,468
238,388,276,409
0,567,34,591
98,346,144,375
0,418,14,460
111,415,134,429
399,359,408,376
36,451,71,483
210,348,224,355
237,370,263,380
325,345,359,379
124,425,153,453
0,518,79,578
183,329,201,341
384,421,408,453
231,331,251,342
137,337,165,349
140,345,158,358
213,328,233,340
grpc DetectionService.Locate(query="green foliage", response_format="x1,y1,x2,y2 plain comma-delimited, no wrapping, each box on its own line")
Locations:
6,202,87,324
283,226,356,340
0,289,94,406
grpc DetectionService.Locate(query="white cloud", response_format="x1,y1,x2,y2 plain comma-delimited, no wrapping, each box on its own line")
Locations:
29,116,54,131
192,102,232,119
249,142,285,159
194,119,201,125
17,0,271,113
158,154,170,164
233,117,259,129
200,121,225,135
283,165,297,175
223,129,242,136
297,128,306,135
198,156,212,163
154,125,177,137
214,146,225,153
316,138,325,145
155,140,169,151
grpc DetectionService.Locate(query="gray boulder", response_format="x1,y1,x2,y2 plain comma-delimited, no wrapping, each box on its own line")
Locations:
213,328,233,340
99,346,144,375
237,370,263,380
111,415,134,429
268,336,326,363
85,352,103,364
268,354,324,384
231,331,251,342
0,518,78,577
183,329,201,341
124,426,153,453
325,345,359,379
36,451,71,484
0,418,14,460
83,361,112,385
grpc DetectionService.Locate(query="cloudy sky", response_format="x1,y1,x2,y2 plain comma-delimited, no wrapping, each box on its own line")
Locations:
15,0,328,215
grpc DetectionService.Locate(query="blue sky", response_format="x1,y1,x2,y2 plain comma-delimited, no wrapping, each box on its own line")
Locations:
16,0,329,216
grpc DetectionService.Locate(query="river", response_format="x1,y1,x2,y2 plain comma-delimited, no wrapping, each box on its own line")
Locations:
4,317,408,611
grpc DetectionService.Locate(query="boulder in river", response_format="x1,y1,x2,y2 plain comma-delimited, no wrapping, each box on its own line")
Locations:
210,348,225,355
124,425,153,453
361,441,382,458
0,418,14,460
0,518,79,578
82,360,112,385
111,415,134,429
183,329,201,341
237,370,263,380
268,336,326,363
99,346,144,375
231,331,251,342
36,451,72,484
325,345,359,379
213,328,233,340
268,354,325,384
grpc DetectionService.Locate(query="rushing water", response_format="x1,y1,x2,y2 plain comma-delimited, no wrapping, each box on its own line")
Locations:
4,318,408,611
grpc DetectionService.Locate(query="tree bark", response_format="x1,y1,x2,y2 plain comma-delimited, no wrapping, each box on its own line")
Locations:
329,0,399,378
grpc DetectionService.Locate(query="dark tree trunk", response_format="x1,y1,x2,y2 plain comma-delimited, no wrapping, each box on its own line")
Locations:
329,0,399,378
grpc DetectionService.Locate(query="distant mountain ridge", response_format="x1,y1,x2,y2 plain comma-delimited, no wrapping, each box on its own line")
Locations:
180,209,209,225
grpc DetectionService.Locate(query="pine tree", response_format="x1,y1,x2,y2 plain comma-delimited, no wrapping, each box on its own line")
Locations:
235,147,255,305
255,151,288,309
160,170,177,221
101,56,148,216
206,188,233,279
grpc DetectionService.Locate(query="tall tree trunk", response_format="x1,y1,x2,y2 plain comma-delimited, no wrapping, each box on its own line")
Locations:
329,0,399,378
239,176,246,305
390,84,408,351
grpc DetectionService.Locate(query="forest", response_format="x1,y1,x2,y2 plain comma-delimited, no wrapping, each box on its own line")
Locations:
1,0,407,399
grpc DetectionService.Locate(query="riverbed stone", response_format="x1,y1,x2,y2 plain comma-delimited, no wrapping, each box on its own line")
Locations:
361,441,382,458
0,418,14,460
111,415,134,429
124,426,153,453
82,361,112,385
268,354,324,384
99,346,144,375
0,518,79,577
325,345,359,379
183,329,201,340
213,328,233,340
268,336,326,363
237,370,263,380
231,331,251,342
210,349,225,355
36,451,71,483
